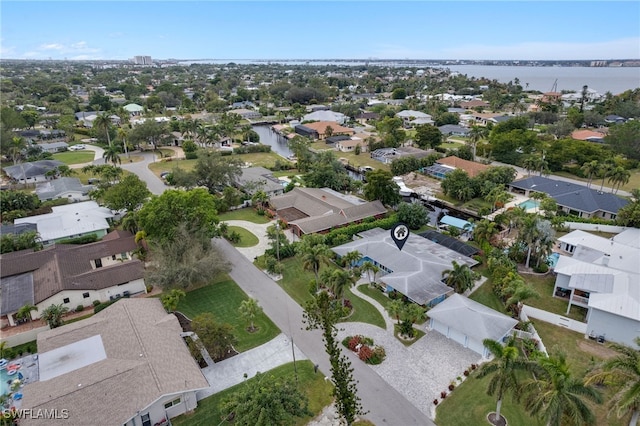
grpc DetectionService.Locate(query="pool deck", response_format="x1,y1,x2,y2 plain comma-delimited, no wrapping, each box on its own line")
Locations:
1,354,38,410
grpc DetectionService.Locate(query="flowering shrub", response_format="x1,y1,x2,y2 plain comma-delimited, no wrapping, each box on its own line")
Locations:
348,335,362,351
342,335,385,365
358,345,373,362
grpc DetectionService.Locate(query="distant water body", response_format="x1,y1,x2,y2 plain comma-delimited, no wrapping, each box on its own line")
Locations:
442,65,640,95
181,60,639,95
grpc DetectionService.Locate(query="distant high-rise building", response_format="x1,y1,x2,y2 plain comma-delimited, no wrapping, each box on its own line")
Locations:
133,55,153,65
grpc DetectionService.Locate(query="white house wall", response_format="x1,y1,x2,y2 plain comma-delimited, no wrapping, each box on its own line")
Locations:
32,279,146,318
587,308,640,347
124,391,199,426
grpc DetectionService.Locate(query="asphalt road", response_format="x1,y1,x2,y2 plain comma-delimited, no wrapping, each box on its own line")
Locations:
119,151,168,195
214,238,434,426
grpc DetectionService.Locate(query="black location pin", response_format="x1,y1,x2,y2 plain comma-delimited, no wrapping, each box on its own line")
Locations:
390,223,410,251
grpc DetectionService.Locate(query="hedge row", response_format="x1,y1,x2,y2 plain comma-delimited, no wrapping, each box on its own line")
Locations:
324,214,398,246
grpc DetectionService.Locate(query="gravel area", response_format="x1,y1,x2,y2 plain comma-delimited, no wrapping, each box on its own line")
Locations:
336,321,481,419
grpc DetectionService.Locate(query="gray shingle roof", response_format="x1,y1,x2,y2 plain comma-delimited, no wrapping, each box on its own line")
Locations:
510,176,629,214
3,160,65,180
35,177,93,200
428,293,518,341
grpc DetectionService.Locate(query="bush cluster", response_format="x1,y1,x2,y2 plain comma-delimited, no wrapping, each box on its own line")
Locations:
341,335,386,365
323,214,397,247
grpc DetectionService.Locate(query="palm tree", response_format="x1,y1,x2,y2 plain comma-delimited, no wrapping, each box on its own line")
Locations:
16,303,38,327
117,127,130,158
40,304,70,328
473,219,500,246
500,274,539,315
522,157,538,177
103,145,122,166
238,298,263,332
485,187,512,213
519,215,540,269
93,112,113,147
299,243,331,291
323,269,355,306
387,299,404,324
341,250,362,270
586,338,640,426
477,337,540,424
8,136,26,165
160,288,186,313
581,161,600,189
608,167,631,194
468,125,487,161
441,261,478,294
599,160,616,192
360,260,379,285
522,353,603,426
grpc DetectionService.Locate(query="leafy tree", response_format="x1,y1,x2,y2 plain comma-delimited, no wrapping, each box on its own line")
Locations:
441,169,475,202
191,312,237,361
586,338,640,426
0,231,41,254
606,120,640,160
375,117,406,148
414,124,442,149
160,289,185,312
435,112,460,126
363,169,400,206
238,298,263,332
21,110,40,129
220,372,311,426
304,291,364,425
304,151,352,191
289,136,313,173
193,151,243,194
128,119,171,150
145,224,230,290
391,88,407,99
102,174,151,212
137,188,221,241
1,190,40,214
522,352,602,426
477,337,540,423
617,189,640,228
181,139,197,154
441,261,479,294
41,304,70,328
397,202,428,229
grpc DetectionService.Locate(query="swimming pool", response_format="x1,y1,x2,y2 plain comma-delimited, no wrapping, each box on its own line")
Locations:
548,252,560,268
518,199,540,210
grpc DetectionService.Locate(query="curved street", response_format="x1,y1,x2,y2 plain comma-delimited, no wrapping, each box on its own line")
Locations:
119,151,167,195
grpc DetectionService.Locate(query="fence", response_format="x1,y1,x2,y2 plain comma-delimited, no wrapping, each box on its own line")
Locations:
519,307,549,356
565,222,628,233
522,305,588,334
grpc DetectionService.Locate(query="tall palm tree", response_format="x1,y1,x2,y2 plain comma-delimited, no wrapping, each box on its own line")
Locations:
441,261,478,294
299,243,331,291
477,337,540,423
103,145,122,166
117,127,130,158
522,157,538,177
341,250,362,270
40,304,70,329
520,215,540,269
522,353,603,426
323,269,355,306
608,167,631,194
93,112,113,147
586,338,640,426
468,125,487,161
360,260,380,285
8,136,26,165
599,160,616,192
473,219,500,246
387,299,404,324
581,160,600,189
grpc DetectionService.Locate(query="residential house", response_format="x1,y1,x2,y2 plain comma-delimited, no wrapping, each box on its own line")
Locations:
122,103,144,116
302,110,347,124
604,114,627,124
20,298,209,426
423,156,490,180
300,121,355,139
325,135,351,145
508,176,629,220
460,100,489,109
0,230,145,327
15,201,115,245
269,187,387,236
355,112,380,125
294,125,319,139
230,108,262,120
0,223,37,237
331,228,478,306
371,146,436,165
469,112,510,126
36,142,68,153
396,110,432,126
35,177,94,202
336,138,367,153
438,124,470,137
428,294,518,357
3,160,65,183
552,228,640,347
571,129,606,143
235,166,284,198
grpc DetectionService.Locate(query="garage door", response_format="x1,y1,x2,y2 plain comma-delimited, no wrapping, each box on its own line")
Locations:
467,338,485,356
431,319,449,337
448,328,467,348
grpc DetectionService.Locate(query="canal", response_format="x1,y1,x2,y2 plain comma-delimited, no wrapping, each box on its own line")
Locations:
252,125,293,158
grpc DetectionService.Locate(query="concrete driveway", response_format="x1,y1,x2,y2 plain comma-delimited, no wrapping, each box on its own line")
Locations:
222,220,272,260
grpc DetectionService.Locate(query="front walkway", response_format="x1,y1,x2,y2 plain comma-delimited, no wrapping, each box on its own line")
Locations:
222,219,295,260
196,333,307,400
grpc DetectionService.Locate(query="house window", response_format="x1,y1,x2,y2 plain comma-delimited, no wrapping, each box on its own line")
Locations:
141,413,151,426
112,255,117,260
63,297,70,304
83,292,90,298
95,258,102,268
121,252,128,260
164,398,181,409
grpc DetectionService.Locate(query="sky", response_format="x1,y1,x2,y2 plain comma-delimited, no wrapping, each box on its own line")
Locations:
1,1,639,61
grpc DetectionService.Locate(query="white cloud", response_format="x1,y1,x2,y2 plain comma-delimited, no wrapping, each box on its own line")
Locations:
367,38,640,60
18,40,101,59
40,43,64,51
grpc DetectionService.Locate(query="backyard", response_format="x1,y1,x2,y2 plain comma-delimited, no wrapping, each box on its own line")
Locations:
522,274,588,322
176,276,280,352
172,361,333,426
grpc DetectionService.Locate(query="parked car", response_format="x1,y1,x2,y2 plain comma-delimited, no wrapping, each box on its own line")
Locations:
160,171,171,179
69,144,85,151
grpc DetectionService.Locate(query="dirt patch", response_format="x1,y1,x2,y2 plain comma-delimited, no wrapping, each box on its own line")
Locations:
401,172,442,194
577,340,618,360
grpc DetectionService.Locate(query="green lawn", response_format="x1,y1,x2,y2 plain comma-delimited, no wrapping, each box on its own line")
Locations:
226,226,259,248
554,168,640,193
172,361,333,426
468,279,508,315
393,324,426,346
436,372,544,426
358,284,391,310
51,151,95,165
523,274,588,322
334,150,390,172
219,207,271,224
176,277,280,352
440,141,465,150
341,288,386,329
